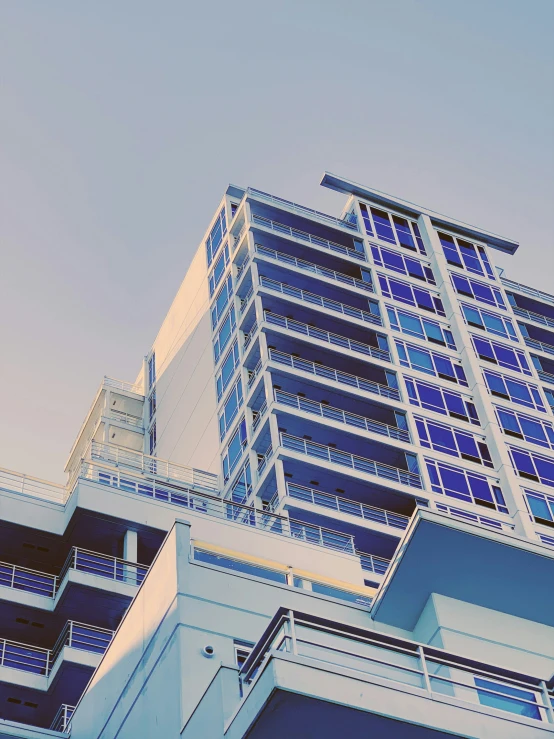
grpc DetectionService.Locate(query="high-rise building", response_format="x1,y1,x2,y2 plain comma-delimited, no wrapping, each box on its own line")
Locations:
1,173,553,738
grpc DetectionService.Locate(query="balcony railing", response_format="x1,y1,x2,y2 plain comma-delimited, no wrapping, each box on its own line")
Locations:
0,467,67,504
274,389,409,443
0,621,112,677
251,214,364,260
243,321,259,350
358,551,390,575
264,312,390,363
103,376,144,395
256,445,274,475
523,336,554,357
259,276,381,326
255,243,373,292
280,433,422,489
247,359,263,388
501,277,554,306
434,502,515,533
240,609,554,725
511,305,554,330
89,441,218,492
286,482,410,531
110,409,144,428
252,400,268,433
248,188,359,231
83,461,356,556
233,223,248,250
538,369,554,386
50,704,75,732
268,349,401,401
0,547,148,601
236,253,251,281
240,285,255,315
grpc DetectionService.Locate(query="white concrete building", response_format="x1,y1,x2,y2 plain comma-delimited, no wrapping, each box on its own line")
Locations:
1,173,554,738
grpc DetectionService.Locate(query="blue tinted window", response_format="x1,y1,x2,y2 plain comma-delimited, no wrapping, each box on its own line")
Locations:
472,336,531,375
209,245,230,296
213,308,236,363
219,380,244,439
222,419,247,481
510,447,554,488
496,407,554,449
371,208,396,243
216,341,240,400
396,341,467,385
206,208,227,266
387,306,456,349
416,417,492,466
483,370,545,411
379,275,444,316
475,678,540,720
525,489,554,523
229,462,252,504
426,459,507,513
451,273,505,309
438,231,495,280
405,377,479,425
148,353,156,389
372,246,435,284
461,304,517,341
211,275,233,329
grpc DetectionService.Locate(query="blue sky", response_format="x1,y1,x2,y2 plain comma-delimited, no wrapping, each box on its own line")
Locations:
1,0,553,480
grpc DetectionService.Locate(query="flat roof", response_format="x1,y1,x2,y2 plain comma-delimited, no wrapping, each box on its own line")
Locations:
321,172,519,255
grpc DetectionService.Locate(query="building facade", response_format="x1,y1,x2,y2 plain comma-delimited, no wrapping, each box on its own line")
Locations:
1,173,554,738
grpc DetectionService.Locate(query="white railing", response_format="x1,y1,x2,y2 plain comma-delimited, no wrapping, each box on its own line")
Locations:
248,188,359,231
233,223,248,250
235,253,251,280
252,401,268,433
264,312,390,362
110,409,144,428
247,359,263,388
240,610,554,726
243,321,259,350
358,551,390,575
280,433,422,489
268,349,400,400
511,305,554,330
89,441,218,491
240,285,255,314
0,467,67,504
502,277,554,306
274,390,410,442
0,560,57,598
286,482,410,530
256,445,274,475
523,336,554,357
259,276,381,326
255,243,373,292
103,376,144,395
50,704,75,732
434,503,515,532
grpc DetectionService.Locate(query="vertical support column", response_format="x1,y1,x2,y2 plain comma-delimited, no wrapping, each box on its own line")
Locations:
123,529,138,585
102,388,112,444
418,215,537,539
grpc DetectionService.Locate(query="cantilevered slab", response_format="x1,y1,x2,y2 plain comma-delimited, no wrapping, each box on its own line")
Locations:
321,172,519,254
372,510,554,629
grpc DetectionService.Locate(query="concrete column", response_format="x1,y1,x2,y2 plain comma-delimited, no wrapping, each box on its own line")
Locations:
123,529,138,585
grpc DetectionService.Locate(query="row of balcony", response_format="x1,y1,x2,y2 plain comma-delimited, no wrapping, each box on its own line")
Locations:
0,547,148,599
248,188,359,231
511,304,554,330
0,620,112,677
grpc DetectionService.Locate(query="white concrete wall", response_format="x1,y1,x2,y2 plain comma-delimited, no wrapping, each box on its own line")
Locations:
148,244,219,473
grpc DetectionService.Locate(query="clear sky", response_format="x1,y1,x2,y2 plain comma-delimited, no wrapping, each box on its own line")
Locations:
1,0,553,482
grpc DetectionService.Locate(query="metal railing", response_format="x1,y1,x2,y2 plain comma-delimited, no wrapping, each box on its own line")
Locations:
83,461,354,555
280,433,422,489
235,253,251,280
103,376,144,395
268,349,400,400
256,446,274,475
243,321,259,350
0,467,67,504
240,609,554,725
247,359,263,388
358,551,390,575
274,390,409,442
110,409,144,428
0,621,112,677
58,547,148,588
251,213,364,260
240,285,255,314
286,482,410,531
259,276,381,326
434,503,515,532
264,312,390,362
538,370,554,387
233,223,248,250
255,243,374,292
252,401,268,433
511,305,554,330
0,561,57,598
89,441,218,492
50,704,75,732
248,188,359,231
523,336,554,357
501,277,554,306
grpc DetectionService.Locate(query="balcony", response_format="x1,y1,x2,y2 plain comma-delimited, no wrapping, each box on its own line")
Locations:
511,305,554,330
225,607,554,739
248,188,359,232
82,460,358,557
0,466,67,504
50,703,75,731
273,389,409,443
502,276,554,306
524,336,554,357
259,276,381,326
268,349,400,401
264,312,390,363
280,433,422,489
254,243,374,292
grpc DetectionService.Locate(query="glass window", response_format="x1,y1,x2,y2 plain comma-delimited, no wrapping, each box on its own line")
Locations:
438,231,495,280
525,489,554,524
205,207,227,266
148,352,156,390
216,341,240,400
194,549,287,583
148,389,157,421
472,336,531,375
222,419,247,481
211,275,233,329
483,370,545,411
371,208,396,243
387,306,455,349
451,273,505,309
149,423,157,455
209,245,230,296
358,203,426,254
379,275,445,316
229,462,252,504
510,447,554,488
219,380,244,440
461,304,517,341
475,678,541,720
359,203,374,236
213,308,236,363
416,417,492,466
544,388,554,410
496,407,554,449
396,340,468,385
372,246,435,284
426,459,508,513
405,377,479,425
